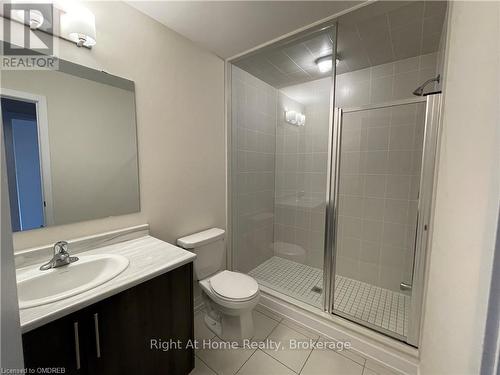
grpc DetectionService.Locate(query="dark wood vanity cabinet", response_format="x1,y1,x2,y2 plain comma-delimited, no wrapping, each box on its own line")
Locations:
22,263,194,375
22,311,89,375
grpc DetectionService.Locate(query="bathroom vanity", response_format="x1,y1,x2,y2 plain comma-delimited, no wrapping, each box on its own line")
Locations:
17,227,196,375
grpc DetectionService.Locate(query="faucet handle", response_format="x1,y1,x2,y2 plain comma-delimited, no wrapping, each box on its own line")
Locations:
53,241,69,255
40,241,77,270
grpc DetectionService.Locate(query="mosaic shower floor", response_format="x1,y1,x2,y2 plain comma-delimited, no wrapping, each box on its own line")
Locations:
249,256,410,337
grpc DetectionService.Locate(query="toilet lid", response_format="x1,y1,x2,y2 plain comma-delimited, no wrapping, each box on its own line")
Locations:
210,271,259,300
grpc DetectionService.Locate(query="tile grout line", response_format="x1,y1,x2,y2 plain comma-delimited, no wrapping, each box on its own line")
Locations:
258,348,301,374
233,348,258,375
195,353,219,375
297,336,320,374
258,317,305,374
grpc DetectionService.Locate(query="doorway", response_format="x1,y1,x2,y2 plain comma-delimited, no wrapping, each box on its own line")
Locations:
1,92,53,231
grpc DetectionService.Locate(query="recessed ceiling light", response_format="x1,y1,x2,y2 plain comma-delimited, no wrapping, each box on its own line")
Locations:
315,55,340,73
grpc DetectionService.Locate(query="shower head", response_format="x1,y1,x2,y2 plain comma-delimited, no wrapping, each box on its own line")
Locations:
413,74,441,96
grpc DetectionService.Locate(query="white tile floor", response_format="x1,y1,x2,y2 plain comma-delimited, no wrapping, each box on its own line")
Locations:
249,257,410,338
191,307,402,375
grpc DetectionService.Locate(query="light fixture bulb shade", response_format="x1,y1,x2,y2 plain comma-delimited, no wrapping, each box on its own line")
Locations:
10,9,44,29
316,55,340,73
316,56,332,73
285,110,297,124
285,110,305,126
61,9,96,47
298,114,306,126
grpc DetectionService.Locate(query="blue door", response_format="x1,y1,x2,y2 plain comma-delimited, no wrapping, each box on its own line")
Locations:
1,98,45,231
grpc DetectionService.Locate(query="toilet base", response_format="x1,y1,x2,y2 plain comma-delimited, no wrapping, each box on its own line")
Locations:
201,292,258,343
204,313,222,338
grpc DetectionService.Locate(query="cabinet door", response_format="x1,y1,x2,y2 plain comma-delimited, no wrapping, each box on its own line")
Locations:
23,311,89,374
89,263,194,375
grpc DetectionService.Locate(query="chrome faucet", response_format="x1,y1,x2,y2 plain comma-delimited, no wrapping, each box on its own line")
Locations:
40,241,79,271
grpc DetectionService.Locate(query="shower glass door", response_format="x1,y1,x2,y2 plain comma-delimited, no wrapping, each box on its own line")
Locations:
330,99,428,342
230,23,337,310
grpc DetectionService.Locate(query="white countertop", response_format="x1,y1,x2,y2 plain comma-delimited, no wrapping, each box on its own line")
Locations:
18,235,196,333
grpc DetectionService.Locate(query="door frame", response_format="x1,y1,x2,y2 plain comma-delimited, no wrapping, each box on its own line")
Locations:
0,88,55,228
407,93,443,346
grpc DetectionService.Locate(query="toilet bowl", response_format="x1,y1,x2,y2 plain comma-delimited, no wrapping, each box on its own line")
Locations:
199,270,259,340
177,228,260,341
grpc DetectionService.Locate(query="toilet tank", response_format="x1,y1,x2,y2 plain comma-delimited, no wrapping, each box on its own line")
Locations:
177,228,225,280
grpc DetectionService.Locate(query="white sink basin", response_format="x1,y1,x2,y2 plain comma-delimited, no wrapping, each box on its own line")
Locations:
17,254,129,309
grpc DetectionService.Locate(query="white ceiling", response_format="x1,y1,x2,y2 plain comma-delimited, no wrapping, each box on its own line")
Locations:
233,0,447,88
128,1,364,59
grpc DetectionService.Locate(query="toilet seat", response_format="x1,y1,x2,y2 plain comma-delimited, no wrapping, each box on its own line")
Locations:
209,270,259,301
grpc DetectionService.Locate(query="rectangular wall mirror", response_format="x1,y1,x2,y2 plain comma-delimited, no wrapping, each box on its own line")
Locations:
1,59,140,232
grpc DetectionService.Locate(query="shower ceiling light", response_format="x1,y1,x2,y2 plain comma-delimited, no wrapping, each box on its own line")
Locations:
315,55,340,73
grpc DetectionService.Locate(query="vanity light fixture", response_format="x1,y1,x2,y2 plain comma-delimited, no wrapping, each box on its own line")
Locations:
285,109,297,124
284,110,306,126
10,9,44,30
297,113,306,126
4,1,97,48
315,54,340,73
60,6,96,47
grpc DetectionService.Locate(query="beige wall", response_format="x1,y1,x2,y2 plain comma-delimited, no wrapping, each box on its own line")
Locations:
419,2,500,374
2,69,140,226
11,1,225,250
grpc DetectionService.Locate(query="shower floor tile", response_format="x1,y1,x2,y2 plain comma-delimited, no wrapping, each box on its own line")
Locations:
249,256,410,338
250,256,324,307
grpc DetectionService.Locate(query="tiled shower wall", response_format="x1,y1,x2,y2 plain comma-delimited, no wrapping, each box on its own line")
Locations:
274,90,331,268
335,53,437,292
232,52,437,288
232,66,277,273
335,52,438,108
232,67,332,272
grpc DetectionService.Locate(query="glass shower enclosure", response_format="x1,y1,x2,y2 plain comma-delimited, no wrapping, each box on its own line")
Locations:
229,23,337,309
228,0,445,347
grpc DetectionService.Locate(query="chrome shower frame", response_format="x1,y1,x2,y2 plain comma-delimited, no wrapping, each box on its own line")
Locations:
326,94,443,346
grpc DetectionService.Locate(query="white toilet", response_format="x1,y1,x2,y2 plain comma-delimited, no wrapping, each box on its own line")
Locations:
177,228,260,341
